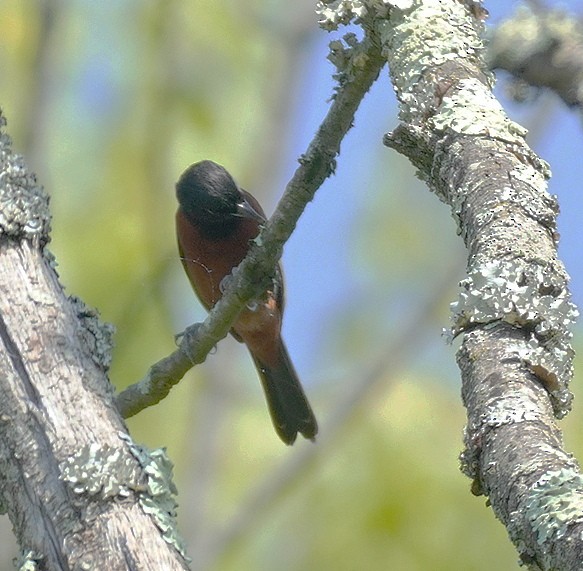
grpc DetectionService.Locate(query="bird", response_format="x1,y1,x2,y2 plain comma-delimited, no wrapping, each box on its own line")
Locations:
175,160,318,445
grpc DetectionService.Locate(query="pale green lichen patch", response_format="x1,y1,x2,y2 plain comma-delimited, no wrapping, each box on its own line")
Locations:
61,443,142,498
449,260,577,416
387,0,413,9
122,434,189,561
0,113,50,241
450,262,577,337
498,163,557,238
62,436,189,561
449,261,576,337
432,79,527,143
511,161,552,186
379,0,491,121
316,0,391,31
521,468,583,565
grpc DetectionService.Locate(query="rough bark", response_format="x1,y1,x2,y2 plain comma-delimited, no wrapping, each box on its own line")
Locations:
0,113,188,569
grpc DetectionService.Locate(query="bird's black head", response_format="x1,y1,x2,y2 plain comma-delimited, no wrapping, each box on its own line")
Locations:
176,160,244,237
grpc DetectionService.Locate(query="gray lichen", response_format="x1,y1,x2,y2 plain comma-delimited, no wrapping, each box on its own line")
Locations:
0,112,51,243
328,33,360,71
319,0,390,93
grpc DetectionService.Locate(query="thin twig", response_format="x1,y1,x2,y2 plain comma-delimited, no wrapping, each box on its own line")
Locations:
115,27,386,419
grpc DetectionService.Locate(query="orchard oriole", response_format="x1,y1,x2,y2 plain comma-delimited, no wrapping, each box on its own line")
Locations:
175,160,318,445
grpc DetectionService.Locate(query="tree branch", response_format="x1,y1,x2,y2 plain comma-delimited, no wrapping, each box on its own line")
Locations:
364,0,580,568
115,20,386,418
488,5,583,110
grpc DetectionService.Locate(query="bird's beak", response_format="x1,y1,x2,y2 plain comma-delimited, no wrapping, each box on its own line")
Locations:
236,198,265,222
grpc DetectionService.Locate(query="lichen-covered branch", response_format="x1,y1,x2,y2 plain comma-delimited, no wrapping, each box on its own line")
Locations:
318,0,583,568
0,111,189,569
115,22,386,419
488,5,583,110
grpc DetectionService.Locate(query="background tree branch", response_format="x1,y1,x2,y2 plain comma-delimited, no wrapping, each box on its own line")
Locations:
488,4,583,111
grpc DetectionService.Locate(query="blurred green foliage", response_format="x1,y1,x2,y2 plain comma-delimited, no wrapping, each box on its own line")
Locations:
0,2,581,570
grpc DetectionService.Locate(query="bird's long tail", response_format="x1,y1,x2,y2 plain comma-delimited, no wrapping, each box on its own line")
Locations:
251,342,318,445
